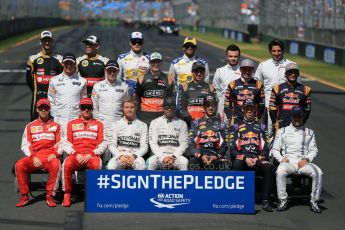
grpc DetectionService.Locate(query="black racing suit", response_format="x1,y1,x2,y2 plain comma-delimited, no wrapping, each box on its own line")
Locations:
188,115,229,170
76,54,109,97
180,81,214,126
269,82,311,130
135,71,174,126
229,119,275,200
224,78,265,124
26,52,62,121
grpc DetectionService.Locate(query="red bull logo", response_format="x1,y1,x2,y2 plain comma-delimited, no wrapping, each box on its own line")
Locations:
285,92,297,98
242,131,258,139
239,89,252,95
202,130,216,137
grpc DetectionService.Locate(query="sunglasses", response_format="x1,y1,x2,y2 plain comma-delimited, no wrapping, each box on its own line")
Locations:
183,44,196,49
80,105,93,111
131,40,143,45
286,70,299,75
38,106,50,111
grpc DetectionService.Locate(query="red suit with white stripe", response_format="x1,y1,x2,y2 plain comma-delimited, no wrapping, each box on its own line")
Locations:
15,118,62,197
62,117,106,193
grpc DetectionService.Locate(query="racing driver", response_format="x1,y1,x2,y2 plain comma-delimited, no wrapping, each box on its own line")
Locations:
15,98,62,207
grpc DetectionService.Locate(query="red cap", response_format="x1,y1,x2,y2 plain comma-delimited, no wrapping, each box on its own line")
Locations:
36,98,50,108
80,98,93,106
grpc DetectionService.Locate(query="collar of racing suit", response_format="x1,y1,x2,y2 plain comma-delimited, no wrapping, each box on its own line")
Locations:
40,50,52,58
182,54,196,63
105,77,121,86
85,53,99,60
271,58,286,66
227,63,239,70
123,116,137,125
37,117,52,125
129,49,143,58
62,72,78,79
243,118,256,124
162,115,174,123
289,123,305,131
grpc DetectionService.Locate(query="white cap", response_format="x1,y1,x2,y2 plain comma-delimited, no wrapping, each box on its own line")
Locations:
40,30,53,39
130,32,143,40
149,52,162,61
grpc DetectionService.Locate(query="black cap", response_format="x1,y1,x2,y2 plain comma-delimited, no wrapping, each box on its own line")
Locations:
62,53,76,63
163,96,176,108
291,106,304,117
83,35,99,44
203,94,218,107
105,60,119,70
192,61,205,72
243,99,256,108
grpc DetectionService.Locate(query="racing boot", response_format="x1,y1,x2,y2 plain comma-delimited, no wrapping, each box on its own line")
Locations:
16,195,29,207
62,193,71,207
262,200,273,212
46,195,57,207
310,201,321,213
277,199,288,211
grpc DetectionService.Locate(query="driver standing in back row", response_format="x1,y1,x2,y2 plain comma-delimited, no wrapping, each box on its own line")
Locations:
76,35,109,97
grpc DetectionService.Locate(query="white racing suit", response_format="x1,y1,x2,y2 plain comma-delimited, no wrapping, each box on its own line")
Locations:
91,78,129,136
48,72,87,135
107,117,148,170
271,124,322,202
212,63,241,115
146,116,189,170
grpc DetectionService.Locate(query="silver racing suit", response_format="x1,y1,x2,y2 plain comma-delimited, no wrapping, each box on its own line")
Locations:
107,117,148,170
146,116,189,170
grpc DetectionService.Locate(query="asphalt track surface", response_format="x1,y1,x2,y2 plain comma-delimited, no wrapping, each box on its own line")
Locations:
0,25,344,230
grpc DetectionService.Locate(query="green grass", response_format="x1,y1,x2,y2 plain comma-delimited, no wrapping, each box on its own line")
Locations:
181,29,345,89
0,25,68,51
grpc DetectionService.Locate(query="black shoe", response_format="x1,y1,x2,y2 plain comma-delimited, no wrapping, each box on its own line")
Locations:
310,201,322,213
262,200,273,212
277,199,287,211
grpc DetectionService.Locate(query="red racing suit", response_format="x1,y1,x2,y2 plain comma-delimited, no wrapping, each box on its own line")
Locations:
62,117,106,193
26,51,62,120
15,118,62,196
76,54,109,97
269,82,311,130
